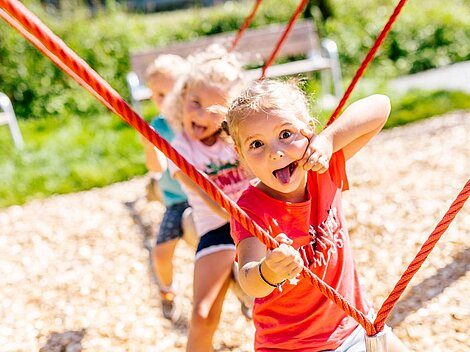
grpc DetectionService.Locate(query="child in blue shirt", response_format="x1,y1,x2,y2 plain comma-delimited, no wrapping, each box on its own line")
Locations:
141,54,196,322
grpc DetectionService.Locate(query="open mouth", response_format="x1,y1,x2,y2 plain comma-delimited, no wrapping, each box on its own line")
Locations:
272,161,298,185
192,122,207,135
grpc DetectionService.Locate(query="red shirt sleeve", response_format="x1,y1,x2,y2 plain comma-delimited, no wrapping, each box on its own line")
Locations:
230,187,270,246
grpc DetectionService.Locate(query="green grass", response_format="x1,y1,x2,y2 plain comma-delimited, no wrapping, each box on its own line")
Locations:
387,90,470,128
0,113,146,207
1,88,469,209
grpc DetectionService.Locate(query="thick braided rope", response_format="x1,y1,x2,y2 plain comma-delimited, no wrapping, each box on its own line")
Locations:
0,0,276,251
326,0,408,125
229,0,263,52
259,0,308,80
373,179,470,332
0,0,376,333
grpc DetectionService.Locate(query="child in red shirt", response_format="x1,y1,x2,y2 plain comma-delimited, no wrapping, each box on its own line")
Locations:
226,80,408,351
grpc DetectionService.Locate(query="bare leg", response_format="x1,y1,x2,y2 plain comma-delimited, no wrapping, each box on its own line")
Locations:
152,238,179,288
182,208,198,249
387,330,409,352
186,250,235,352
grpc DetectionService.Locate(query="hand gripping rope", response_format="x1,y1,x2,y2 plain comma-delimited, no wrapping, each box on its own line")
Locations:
1,0,469,347
0,0,374,334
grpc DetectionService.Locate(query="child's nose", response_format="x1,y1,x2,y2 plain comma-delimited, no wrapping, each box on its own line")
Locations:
270,149,285,160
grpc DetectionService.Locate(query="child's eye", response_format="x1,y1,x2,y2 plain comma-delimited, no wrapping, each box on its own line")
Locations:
250,140,264,149
191,100,201,108
280,130,293,139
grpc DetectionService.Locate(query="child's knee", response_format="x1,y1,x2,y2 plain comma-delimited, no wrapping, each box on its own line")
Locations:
191,303,219,329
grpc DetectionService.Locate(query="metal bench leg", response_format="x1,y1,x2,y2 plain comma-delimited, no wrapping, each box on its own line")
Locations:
321,38,343,99
0,93,24,149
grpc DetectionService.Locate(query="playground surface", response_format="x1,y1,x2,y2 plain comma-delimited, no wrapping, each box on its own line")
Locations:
1,111,469,351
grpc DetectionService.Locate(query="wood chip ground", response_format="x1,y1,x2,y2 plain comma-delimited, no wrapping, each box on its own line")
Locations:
1,112,469,351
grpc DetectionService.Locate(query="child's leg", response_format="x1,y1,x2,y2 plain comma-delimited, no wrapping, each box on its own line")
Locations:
152,239,179,288
186,250,234,352
181,207,198,249
386,331,409,352
152,201,190,321
186,223,236,352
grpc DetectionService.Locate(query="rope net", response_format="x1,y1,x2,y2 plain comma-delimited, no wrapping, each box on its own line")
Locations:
229,0,263,52
1,0,469,338
259,0,308,80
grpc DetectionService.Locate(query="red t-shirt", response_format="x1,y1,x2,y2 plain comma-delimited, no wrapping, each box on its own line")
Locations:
231,151,371,352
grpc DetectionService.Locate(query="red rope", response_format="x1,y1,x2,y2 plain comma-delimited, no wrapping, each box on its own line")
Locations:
0,0,376,334
229,0,263,52
326,0,408,126
259,0,308,80
373,179,470,332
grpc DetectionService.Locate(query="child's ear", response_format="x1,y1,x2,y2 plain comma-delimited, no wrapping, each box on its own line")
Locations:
234,144,241,156
234,145,255,178
234,144,246,164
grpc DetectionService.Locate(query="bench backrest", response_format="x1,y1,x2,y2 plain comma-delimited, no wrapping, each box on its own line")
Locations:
130,19,319,82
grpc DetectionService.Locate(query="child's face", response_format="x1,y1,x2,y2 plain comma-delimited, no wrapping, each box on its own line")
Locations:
182,83,227,146
236,110,310,202
148,73,175,110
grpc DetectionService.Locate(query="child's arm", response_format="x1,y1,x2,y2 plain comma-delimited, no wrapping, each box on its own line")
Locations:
237,234,303,297
323,94,390,160
141,136,166,173
301,94,390,170
173,170,230,221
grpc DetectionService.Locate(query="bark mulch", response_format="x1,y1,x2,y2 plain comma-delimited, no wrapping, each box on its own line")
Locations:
1,112,468,352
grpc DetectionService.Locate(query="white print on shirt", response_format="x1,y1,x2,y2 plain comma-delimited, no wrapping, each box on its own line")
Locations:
298,207,345,277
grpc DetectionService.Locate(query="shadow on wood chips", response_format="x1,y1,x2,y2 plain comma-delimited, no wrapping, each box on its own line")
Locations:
388,247,470,327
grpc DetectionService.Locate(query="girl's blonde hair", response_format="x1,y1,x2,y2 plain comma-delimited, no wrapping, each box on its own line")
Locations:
163,44,245,132
145,54,189,82
226,79,313,147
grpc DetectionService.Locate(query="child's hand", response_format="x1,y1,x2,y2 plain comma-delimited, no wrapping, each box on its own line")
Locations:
300,129,333,174
264,234,303,282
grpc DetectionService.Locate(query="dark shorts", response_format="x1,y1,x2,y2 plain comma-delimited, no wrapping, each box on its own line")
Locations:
195,223,235,260
156,201,190,245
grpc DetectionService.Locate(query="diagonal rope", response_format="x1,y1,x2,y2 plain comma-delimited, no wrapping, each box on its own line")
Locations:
326,0,408,126
9,0,464,338
373,179,470,332
259,0,308,80
0,0,376,334
229,0,263,52
0,9,116,113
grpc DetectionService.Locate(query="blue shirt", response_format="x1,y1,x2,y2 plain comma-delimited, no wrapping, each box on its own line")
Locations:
151,116,187,206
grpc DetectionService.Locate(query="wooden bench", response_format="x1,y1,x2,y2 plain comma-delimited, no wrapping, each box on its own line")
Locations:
127,19,342,115
0,92,24,149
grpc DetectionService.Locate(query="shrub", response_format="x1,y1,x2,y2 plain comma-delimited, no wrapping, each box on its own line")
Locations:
2,0,469,120
325,0,470,78
0,0,298,119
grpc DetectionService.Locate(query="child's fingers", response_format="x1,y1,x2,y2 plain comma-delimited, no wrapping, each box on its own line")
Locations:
300,130,317,163
268,243,300,267
274,233,293,245
300,128,314,140
312,155,329,173
303,150,321,171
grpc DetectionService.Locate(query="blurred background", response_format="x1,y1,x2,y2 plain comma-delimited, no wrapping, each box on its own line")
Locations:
0,0,469,207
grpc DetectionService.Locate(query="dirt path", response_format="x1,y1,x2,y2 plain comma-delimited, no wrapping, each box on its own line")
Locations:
1,112,469,352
